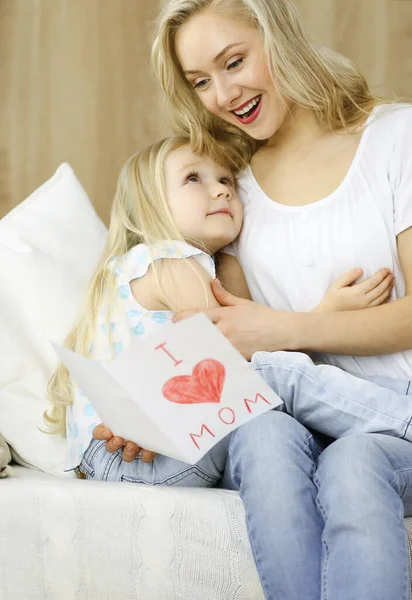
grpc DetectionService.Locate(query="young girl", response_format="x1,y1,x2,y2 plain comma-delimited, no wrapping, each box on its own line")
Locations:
46,135,411,486
151,0,412,598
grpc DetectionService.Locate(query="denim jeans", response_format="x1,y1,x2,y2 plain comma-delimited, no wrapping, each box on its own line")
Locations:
252,350,412,442
78,352,412,599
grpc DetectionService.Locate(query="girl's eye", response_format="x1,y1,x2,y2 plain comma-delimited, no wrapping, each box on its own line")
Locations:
227,57,243,70
220,176,234,186
186,172,200,183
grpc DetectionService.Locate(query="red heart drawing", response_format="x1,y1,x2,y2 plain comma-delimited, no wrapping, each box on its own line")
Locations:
162,359,226,405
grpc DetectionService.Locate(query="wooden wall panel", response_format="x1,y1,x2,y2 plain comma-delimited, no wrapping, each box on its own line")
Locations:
0,0,164,222
0,1,411,220
389,1,412,98
295,0,412,98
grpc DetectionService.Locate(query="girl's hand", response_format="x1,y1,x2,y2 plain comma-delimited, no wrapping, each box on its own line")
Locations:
313,268,394,313
92,424,157,463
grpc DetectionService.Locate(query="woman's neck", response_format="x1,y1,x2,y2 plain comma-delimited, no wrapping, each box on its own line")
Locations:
267,105,329,152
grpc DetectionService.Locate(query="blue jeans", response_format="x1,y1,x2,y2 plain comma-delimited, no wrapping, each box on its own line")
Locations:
252,350,412,441
79,352,412,599
222,410,412,600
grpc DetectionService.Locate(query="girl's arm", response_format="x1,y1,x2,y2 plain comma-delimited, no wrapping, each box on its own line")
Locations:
140,257,222,312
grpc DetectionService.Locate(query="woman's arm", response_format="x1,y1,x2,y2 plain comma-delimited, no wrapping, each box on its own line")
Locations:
175,228,412,359
216,253,252,300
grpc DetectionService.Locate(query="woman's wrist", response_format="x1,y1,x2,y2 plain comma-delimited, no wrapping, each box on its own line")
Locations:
264,308,313,353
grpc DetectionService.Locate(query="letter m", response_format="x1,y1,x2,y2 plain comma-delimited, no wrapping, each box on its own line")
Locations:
244,393,272,414
189,425,215,449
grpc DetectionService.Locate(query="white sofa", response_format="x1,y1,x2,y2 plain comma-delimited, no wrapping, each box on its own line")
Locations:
0,465,264,599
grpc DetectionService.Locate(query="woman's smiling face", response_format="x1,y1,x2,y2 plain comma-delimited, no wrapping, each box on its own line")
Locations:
175,9,291,140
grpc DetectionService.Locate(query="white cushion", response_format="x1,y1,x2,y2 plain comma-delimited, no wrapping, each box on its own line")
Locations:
0,164,107,475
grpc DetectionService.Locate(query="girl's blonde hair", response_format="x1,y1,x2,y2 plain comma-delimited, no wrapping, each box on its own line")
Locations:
152,0,391,167
45,135,230,435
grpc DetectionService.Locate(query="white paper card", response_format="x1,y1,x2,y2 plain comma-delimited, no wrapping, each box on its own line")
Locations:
54,313,283,464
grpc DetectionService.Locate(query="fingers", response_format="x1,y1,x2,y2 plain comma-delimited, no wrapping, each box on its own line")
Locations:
121,441,141,462
366,272,394,300
368,286,393,307
211,279,249,306
358,268,392,294
105,436,125,454
141,449,157,463
332,268,363,289
367,278,394,306
92,425,156,463
122,445,156,463
93,423,113,440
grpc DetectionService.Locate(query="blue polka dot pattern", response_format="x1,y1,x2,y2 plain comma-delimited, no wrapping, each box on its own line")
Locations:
67,423,72,438
118,285,131,299
100,321,116,335
130,323,145,336
113,342,123,355
151,312,170,325
73,423,79,438
83,403,96,418
127,309,143,318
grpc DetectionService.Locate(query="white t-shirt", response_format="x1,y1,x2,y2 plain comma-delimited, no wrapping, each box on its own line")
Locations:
229,104,412,379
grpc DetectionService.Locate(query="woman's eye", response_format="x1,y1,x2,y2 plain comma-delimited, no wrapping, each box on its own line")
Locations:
193,79,208,90
227,58,243,70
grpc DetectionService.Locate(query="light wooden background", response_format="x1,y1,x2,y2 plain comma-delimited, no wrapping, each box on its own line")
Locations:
1,0,411,222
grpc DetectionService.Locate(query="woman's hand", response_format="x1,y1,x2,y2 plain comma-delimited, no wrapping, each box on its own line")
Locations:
174,279,297,359
92,424,157,463
313,268,394,313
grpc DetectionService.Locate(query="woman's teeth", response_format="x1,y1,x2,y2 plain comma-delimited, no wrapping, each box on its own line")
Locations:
234,95,261,118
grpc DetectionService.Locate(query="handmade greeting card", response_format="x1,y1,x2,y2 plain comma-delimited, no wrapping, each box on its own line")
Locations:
54,313,283,464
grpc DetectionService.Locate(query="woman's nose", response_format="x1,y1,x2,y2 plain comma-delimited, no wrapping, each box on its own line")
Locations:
215,78,241,109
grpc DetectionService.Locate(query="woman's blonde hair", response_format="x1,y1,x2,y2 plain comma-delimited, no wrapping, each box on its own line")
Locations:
45,135,229,435
152,0,390,166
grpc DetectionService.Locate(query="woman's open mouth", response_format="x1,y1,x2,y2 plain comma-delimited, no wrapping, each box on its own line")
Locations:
232,95,262,125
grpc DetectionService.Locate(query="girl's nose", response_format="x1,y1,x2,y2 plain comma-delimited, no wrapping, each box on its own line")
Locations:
212,186,231,200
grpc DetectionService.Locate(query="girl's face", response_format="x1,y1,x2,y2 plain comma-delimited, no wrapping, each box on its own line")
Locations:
175,10,291,141
164,144,243,253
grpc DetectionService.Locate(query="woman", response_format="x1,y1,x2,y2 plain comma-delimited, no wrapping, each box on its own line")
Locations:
149,1,412,599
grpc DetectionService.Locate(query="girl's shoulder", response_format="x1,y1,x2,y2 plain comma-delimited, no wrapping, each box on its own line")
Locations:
120,240,216,282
